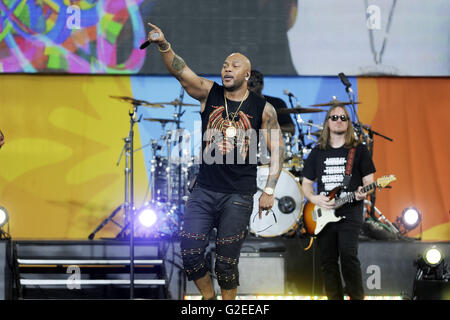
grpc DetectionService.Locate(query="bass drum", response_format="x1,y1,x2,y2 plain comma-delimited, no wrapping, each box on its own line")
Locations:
250,166,304,237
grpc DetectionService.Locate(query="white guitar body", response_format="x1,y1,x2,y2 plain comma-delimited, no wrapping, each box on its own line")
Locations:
309,205,345,235
303,175,397,236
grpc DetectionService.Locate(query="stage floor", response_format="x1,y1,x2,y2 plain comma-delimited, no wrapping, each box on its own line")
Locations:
1,237,448,300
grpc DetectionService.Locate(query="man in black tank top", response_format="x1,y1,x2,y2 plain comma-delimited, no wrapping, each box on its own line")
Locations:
145,23,285,300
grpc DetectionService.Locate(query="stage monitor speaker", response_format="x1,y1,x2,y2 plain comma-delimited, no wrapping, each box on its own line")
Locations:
185,251,285,295
413,280,450,300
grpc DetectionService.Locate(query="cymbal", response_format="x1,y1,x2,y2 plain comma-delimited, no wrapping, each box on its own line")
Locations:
143,118,180,124
110,96,164,108
277,107,325,114
150,98,200,107
310,100,361,107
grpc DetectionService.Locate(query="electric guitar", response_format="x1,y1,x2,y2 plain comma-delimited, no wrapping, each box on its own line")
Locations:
303,175,397,235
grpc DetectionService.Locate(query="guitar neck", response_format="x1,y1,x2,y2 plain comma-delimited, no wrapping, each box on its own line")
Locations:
335,182,378,208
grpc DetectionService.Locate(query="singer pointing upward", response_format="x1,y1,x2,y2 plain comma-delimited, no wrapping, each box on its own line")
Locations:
145,22,284,300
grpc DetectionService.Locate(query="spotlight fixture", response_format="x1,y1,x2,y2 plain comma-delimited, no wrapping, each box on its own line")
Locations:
415,246,446,281
423,247,443,268
134,201,181,239
402,207,421,229
0,206,9,227
396,207,422,235
137,207,158,228
413,246,449,300
135,201,167,229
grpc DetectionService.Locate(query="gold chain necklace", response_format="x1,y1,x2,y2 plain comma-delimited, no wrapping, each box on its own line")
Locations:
224,90,248,138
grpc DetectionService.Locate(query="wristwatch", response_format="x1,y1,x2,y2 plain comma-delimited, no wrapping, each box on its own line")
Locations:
263,187,274,195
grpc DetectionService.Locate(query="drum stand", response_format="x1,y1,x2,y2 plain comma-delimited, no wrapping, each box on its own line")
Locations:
286,92,305,153
173,87,186,210
88,102,142,299
164,127,173,203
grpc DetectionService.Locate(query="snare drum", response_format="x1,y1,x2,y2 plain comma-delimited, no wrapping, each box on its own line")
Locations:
250,166,304,237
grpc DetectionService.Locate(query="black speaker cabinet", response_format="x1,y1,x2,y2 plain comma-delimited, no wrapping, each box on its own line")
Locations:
185,251,285,295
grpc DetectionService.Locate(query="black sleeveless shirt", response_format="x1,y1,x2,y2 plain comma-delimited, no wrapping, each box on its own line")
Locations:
196,82,266,194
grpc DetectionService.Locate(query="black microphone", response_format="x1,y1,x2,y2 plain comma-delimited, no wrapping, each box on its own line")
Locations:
283,89,296,98
283,89,302,108
338,72,353,93
139,32,160,50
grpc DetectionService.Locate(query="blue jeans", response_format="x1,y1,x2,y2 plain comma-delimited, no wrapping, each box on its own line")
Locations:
180,186,254,290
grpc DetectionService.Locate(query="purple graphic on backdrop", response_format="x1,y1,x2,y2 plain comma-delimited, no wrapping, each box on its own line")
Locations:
0,0,146,73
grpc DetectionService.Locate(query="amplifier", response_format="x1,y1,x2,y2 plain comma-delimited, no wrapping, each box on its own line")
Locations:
185,251,285,295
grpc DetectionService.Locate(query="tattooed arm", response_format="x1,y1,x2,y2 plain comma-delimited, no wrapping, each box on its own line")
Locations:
146,23,213,109
258,102,285,218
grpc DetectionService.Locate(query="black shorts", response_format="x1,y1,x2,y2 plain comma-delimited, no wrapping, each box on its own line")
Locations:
180,186,254,290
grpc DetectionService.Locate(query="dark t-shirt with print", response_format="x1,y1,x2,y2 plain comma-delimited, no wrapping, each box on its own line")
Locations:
196,82,266,195
302,143,376,222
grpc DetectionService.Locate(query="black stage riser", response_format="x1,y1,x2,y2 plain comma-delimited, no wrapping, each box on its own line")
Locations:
0,239,448,299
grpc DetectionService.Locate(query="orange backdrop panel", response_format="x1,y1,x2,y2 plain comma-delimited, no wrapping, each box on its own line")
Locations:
358,77,450,240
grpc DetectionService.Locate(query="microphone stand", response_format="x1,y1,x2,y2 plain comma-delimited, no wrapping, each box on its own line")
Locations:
344,84,377,220
286,94,304,152
355,123,393,221
344,83,394,223
88,101,143,299
344,86,370,147
122,102,141,299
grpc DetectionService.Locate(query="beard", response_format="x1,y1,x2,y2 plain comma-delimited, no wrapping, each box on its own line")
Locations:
332,129,347,135
222,77,245,92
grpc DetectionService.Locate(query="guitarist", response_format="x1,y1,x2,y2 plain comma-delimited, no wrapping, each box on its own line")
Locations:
301,105,376,300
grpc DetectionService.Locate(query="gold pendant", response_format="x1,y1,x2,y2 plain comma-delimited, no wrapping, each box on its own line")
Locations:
225,125,237,138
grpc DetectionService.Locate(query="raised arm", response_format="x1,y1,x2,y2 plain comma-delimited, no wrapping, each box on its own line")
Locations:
146,23,213,108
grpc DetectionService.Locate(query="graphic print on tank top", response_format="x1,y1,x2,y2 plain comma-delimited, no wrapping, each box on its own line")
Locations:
204,104,254,160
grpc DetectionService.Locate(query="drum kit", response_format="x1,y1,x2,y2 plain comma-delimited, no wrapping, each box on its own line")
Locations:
249,102,330,238
249,96,393,238
88,93,200,240
89,92,388,240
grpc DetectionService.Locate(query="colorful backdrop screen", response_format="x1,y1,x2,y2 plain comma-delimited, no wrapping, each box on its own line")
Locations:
1,0,449,76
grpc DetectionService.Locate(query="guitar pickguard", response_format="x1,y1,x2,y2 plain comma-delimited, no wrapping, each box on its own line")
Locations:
313,206,344,234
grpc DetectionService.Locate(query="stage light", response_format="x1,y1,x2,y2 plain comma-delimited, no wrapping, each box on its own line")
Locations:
415,246,447,281
413,245,448,299
424,246,443,267
396,207,422,236
0,206,9,227
401,207,421,230
137,207,158,228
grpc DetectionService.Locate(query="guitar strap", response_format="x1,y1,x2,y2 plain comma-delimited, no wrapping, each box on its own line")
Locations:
342,147,356,190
